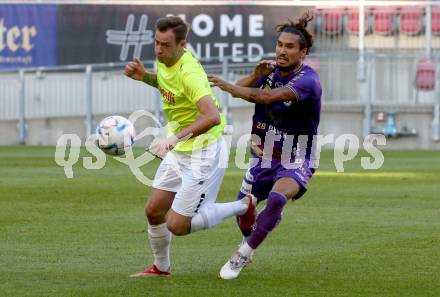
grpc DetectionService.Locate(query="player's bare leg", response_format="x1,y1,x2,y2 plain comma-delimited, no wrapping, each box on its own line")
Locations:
166,210,191,235
130,188,175,277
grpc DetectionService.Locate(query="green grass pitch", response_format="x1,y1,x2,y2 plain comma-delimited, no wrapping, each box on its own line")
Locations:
0,146,439,297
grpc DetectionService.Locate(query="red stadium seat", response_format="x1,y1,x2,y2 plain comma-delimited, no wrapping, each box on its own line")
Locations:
400,6,424,35
346,7,370,34
373,7,397,35
320,7,344,34
415,57,436,90
432,6,440,35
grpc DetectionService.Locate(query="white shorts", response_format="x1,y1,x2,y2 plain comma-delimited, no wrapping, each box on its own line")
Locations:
152,137,228,217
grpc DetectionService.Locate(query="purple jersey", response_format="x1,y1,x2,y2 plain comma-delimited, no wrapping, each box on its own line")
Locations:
252,64,322,160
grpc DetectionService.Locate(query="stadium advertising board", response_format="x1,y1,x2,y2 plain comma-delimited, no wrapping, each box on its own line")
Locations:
57,5,308,65
0,4,309,68
0,4,57,68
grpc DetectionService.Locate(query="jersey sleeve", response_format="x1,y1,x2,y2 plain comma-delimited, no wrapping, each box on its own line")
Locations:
255,75,266,88
182,71,213,105
284,72,316,102
255,68,276,88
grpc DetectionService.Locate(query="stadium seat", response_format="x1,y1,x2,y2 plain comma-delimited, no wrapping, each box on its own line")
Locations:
415,57,436,90
346,7,370,34
372,7,397,35
432,6,440,35
318,7,344,35
400,6,424,35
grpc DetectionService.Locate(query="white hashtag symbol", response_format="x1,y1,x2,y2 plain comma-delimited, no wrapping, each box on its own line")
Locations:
106,14,154,61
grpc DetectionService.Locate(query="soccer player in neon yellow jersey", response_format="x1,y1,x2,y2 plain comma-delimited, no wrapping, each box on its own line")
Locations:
124,16,257,277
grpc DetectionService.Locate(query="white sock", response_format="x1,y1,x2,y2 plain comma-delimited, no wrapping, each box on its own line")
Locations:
147,223,172,272
190,200,249,233
238,241,254,258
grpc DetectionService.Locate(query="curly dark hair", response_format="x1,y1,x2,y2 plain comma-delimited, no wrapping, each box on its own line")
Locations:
275,11,314,54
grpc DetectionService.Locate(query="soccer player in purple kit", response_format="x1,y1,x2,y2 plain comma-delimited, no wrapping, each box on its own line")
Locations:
208,11,322,279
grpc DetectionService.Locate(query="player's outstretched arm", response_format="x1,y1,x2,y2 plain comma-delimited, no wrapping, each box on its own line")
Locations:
236,73,259,87
236,60,275,87
124,58,158,88
208,75,297,105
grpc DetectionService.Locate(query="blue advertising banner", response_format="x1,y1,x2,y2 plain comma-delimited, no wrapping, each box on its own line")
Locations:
0,4,57,69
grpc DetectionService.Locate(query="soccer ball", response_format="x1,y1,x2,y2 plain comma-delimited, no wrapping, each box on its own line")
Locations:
96,115,136,156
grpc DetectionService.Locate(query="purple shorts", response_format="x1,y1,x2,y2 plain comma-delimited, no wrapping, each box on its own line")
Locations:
237,156,315,202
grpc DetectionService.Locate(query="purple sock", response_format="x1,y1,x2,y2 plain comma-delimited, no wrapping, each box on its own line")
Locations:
247,191,287,249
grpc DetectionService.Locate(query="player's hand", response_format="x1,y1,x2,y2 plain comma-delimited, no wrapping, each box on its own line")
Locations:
253,60,276,78
148,135,179,159
124,58,146,81
207,75,230,91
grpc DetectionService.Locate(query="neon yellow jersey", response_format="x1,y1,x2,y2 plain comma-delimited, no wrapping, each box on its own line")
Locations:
156,49,225,152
